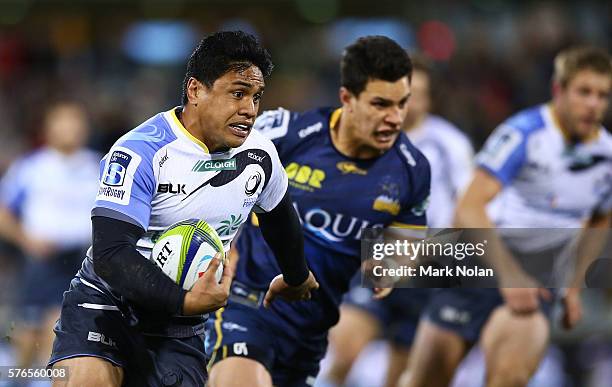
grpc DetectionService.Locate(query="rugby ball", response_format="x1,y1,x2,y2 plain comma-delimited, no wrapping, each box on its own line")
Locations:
150,219,225,290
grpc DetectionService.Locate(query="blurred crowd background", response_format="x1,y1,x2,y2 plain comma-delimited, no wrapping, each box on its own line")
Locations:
0,0,610,386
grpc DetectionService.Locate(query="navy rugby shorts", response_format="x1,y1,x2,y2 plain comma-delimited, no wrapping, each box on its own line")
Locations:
205,281,326,387
48,278,207,387
342,286,433,348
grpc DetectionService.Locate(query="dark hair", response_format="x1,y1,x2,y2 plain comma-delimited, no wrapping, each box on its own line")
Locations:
182,31,274,104
341,36,413,97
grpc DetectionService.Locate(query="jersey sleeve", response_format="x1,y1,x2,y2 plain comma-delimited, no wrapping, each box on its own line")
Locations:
449,136,474,195
391,149,431,233
253,108,296,153
92,144,156,230
476,124,527,186
0,158,28,215
594,185,612,216
254,142,288,212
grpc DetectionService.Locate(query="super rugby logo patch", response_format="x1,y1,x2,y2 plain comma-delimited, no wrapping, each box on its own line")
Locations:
103,150,131,186
97,146,142,205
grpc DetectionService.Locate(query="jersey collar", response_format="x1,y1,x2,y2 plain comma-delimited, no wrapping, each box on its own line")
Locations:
329,108,342,130
545,103,602,144
165,107,210,153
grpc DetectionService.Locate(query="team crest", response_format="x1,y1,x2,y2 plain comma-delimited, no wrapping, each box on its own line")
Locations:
372,177,401,215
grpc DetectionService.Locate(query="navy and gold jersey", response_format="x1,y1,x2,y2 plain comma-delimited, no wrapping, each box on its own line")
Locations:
234,107,430,331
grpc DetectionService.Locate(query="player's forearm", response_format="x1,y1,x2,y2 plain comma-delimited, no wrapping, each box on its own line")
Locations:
0,206,28,248
569,212,611,288
91,216,186,315
454,200,523,283
258,191,309,286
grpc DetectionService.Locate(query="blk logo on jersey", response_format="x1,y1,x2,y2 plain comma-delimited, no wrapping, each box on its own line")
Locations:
158,183,186,194
103,151,132,186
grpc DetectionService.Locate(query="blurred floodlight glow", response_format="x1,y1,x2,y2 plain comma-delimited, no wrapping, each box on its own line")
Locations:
327,19,414,55
417,20,456,61
122,21,198,65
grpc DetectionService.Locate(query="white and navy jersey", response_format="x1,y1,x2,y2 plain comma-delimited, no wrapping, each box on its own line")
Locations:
79,107,287,292
0,147,100,249
406,114,474,228
477,104,612,250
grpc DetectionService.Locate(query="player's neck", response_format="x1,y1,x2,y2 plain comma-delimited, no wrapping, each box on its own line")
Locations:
179,106,222,152
332,117,382,159
550,102,599,144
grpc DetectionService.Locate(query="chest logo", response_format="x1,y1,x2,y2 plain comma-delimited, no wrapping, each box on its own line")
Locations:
337,162,367,175
245,172,262,196
157,183,186,194
192,159,237,172
372,178,401,216
216,214,244,236
285,162,325,191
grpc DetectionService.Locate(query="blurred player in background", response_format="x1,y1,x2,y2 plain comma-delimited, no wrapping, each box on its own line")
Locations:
321,56,473,387
0,101,100,369
206,35,430,387
47,31,316,386
406,46,612,387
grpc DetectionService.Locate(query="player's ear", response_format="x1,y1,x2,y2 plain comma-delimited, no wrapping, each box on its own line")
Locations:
339,87,354,107
551,79,563,98
186,77,204,105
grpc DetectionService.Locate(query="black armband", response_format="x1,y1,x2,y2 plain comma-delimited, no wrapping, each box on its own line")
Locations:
257,191,309,286
92,216,186,315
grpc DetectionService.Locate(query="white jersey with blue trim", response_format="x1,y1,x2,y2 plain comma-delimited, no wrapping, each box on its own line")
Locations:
406,114,474,228
0,147,100,248
80,107,287,291
477,104,612,248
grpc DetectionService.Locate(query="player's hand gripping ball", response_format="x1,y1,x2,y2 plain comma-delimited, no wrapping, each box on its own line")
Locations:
151,219,225,290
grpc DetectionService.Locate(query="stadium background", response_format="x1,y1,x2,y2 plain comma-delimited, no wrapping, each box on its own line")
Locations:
0,0,610,386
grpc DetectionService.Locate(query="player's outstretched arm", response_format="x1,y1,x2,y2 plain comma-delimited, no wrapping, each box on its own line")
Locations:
257,190,319,307
561,210,611,329
92,216,198,315
455,169,550,314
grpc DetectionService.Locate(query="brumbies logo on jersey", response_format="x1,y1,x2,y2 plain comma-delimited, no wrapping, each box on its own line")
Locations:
97,146,142,206
372,178,401,215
